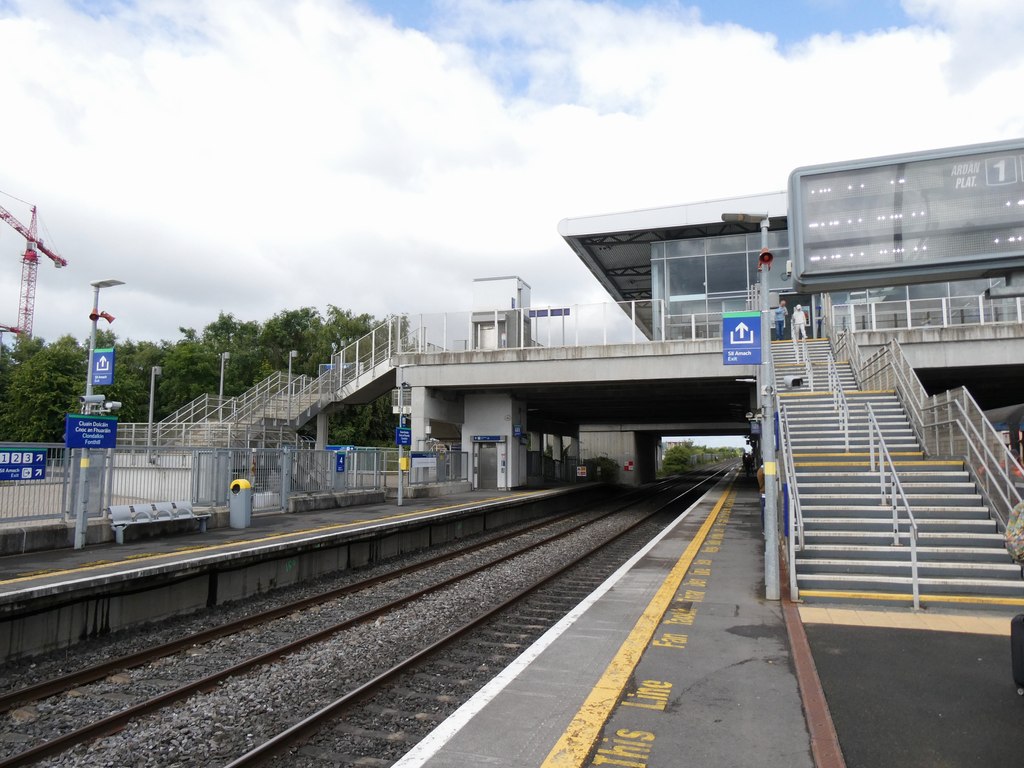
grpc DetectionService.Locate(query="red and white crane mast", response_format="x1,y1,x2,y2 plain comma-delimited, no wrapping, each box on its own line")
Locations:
0,203,68,337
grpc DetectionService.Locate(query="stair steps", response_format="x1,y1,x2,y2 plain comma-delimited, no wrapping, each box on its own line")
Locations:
779,342,1024,608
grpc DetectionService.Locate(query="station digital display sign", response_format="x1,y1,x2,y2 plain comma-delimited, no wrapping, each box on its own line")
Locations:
789,139,1024,290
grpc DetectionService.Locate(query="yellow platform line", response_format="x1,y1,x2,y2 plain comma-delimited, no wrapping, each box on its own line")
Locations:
540,484,734,768
798,606,1013,636
799,589,1024,609
794,460,961,468
792,451,925,458
0,493,541,587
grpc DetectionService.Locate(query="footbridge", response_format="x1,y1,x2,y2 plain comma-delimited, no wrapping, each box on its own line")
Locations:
118,293,1024,490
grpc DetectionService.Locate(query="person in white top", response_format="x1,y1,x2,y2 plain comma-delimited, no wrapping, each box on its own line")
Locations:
791,304,808,341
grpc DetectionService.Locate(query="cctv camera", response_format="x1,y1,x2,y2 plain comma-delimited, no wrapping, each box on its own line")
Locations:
79,394,105,404
784,375,804,388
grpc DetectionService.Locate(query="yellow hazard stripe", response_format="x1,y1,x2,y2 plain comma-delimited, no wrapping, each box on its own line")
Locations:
540,484,733,767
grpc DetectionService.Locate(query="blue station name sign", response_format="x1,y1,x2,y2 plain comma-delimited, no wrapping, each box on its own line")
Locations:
65,414,119,449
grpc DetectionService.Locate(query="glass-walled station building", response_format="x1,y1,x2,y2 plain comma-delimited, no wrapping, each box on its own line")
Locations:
560,190,1016,344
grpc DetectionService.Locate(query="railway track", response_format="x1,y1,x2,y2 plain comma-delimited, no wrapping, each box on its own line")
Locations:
0,468,728,767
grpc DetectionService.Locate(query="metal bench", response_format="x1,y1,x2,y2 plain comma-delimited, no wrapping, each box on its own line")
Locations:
107,501,211,544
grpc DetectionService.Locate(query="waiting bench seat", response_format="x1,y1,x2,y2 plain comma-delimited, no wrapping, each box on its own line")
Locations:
107,501,211,544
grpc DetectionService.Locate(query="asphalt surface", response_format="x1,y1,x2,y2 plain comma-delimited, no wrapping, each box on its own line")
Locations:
807,622,1024,767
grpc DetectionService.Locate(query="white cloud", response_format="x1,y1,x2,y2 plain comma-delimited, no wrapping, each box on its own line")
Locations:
0,0,1022,343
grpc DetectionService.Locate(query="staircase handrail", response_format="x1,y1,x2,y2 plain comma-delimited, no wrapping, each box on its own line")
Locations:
779,402,806,600
832,329,865,383
856,338,1022,531
287,316,408,423
921,390,1023,530
161,393,236,424
827,355,850,452
223,371,292,424
858,339,929,451
866,402,922,610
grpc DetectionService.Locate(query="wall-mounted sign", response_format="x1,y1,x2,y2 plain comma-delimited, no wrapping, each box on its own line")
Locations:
472,435,506,442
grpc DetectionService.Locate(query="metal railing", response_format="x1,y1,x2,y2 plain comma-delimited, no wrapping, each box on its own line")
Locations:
0,444,432,525
921,391,1023,531
0,443,72,522
866,402,921,610
832,293,1024,332
779,403,805,599
827,356,851,453
855,338,1023,531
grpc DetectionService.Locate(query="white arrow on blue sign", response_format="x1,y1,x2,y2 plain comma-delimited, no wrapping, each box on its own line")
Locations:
722,311,762,365
92,347,115,386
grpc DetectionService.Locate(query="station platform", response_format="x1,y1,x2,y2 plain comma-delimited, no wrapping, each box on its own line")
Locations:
0,485,587,660
0,486,574,600
0,477,1021,767
389,474,1024,768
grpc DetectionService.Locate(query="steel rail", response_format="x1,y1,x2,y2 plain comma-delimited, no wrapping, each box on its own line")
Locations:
0,471,724,767
224,469,728,767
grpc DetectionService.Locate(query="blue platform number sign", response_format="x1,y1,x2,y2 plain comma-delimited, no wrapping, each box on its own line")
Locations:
0,449,46,480
722,311,762,366
335,452,346,473
395,427,412,446
92,347,115,386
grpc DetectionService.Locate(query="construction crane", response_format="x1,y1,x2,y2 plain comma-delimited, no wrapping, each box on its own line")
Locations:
0,203,67,338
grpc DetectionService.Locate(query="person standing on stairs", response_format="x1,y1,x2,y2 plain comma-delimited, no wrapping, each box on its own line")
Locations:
791,304,808,342
791,303,809,363
774,299,788,340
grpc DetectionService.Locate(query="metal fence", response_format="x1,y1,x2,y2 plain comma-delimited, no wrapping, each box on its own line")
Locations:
831,293,1024,333
0,444,469,525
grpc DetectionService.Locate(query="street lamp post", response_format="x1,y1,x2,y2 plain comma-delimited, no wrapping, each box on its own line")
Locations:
147,365,162,454
75,278,124,550
219,351,230,401
722,213,780,601
287,350,298,417
218,351,230,420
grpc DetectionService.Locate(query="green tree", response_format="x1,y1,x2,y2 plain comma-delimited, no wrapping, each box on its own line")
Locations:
0,335,84,441
201,313,264,397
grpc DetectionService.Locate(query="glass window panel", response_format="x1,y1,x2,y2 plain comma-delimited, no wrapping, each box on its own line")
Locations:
908,282,948,299
717,297,749,313
665,239,705,257
767,230,789,251
876,286,908,303
651,258,665,303
948,278,991,296
669,299,708,316
668,255,706,300
707,252,748,294
706,234,747,255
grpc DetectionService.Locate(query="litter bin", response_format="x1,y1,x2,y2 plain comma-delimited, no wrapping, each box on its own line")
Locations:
229,478,253,529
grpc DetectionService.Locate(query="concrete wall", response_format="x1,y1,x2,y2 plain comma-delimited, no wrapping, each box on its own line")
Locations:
578,428,642,487
853,324,1024,369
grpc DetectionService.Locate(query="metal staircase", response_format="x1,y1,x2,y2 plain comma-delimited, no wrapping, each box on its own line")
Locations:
117,317,409,447
777,337,1024,608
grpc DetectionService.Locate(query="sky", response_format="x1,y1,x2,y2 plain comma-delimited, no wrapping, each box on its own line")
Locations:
1,0,1023,346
